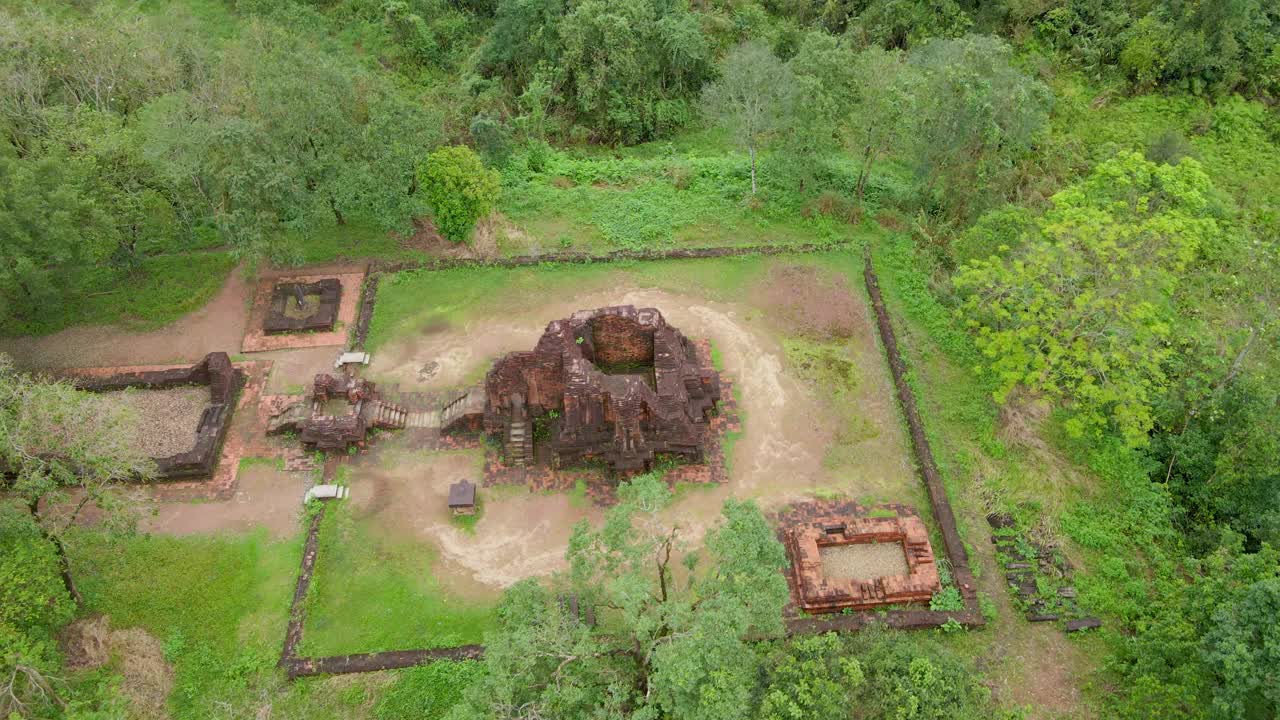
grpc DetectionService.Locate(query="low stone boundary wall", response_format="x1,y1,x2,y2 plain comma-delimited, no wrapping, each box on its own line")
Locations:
860,248,983,624
279,242,990,680
371,240,857,275
279,507,325,665
71,352,242,480
283,646,484,678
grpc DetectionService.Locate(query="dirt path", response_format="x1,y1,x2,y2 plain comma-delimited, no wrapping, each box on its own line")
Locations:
261,346,342,394
969,518,1096,718
345,448,596,600
140,464,305,539
0,267,252,370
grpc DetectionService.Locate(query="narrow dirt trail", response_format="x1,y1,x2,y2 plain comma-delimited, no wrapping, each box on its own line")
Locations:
970,520,1097,718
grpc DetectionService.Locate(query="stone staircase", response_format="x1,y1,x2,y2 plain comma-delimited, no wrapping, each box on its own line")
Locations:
505,394,533,467
370,399,408,429
405,410,437,428
440,391,471,428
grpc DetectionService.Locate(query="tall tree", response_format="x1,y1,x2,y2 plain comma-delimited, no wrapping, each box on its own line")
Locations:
419,145,501,243
908,35,1051,218
1201,577,1280,719
954,151,1222,444
0,151,116,321
456,474,788,719
781,32,856,192
0,354,154,605
849,46,918,201
141,22,436,262
701,41,795,195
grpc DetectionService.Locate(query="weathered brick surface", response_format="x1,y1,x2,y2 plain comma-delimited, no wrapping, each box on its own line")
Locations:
263,279,342,334
242,272,365,353
776,501,941,613
69,353,242,480
466,306,721,473
590,313,655,366
62,359,273,500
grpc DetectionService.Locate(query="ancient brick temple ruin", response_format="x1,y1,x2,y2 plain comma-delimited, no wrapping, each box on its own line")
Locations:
72,352,242,479
444,306,721,473
268,373,408,451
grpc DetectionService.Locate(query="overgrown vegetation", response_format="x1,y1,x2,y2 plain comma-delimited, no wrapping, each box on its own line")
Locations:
2,0,1278,717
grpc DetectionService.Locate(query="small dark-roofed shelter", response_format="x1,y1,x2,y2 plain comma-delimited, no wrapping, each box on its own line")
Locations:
448,480,477,515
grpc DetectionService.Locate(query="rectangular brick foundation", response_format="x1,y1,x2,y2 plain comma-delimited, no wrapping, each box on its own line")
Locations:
787,514,940,613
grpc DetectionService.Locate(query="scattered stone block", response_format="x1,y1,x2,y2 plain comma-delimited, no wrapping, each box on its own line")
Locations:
1065,617,1102,632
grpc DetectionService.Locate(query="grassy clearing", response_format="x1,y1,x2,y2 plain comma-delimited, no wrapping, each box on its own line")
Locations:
299,502,496,656
1,251,238,337
292,220,423,266
498,149,867,253
70,527,303,719
365,246,900,353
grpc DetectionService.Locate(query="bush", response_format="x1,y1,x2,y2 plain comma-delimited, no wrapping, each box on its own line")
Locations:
0,510,72,632
419,146,501,243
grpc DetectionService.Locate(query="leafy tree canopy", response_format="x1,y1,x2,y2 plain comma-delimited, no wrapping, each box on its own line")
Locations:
455,473,788,720
955,151,1223,444
700,41,794,194
419,145,501,243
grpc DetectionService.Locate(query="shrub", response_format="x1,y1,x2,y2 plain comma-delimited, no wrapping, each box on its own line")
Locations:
419,146,501,243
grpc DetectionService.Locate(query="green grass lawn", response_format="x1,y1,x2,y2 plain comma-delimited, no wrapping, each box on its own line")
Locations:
365,244,902,353
69,519,486,719
298,503,496,656
70,527,303,720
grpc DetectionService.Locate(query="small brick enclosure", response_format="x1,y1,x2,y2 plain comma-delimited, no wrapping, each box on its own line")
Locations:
445,306,721,473
72,352,242,480
241,270,364,353
264,279,342,334
267,373,407,451
787,514,940,613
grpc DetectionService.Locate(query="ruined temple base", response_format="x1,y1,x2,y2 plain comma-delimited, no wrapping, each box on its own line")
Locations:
241,270,365,353
479,370,741,506
59,360,274,501
773,500,936,617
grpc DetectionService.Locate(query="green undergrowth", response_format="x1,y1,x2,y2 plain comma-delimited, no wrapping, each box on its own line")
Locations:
864,227,1279,715
499,150,860,252
300,502,496,656
1,251,237,337
70,527,302,719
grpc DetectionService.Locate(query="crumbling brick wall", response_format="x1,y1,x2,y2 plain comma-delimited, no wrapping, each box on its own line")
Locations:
72,353,241,480
588,314,655,367
786,515,940,612
479,306,720,473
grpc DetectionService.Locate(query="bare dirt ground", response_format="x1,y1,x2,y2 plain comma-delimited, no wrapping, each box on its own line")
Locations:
140,464,305,539
365,268,916,589
345,447,602,600
0,267,252,370
261,346,341,394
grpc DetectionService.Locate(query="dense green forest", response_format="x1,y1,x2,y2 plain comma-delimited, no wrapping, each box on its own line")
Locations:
2,0,1278,718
